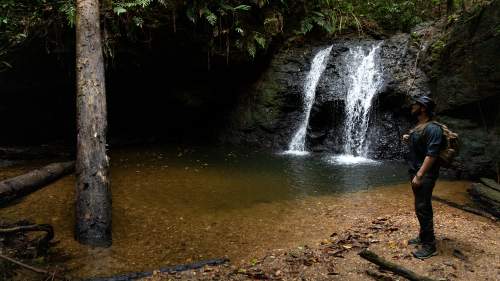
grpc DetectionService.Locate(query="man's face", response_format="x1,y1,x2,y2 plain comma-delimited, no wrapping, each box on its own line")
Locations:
411,103,424,118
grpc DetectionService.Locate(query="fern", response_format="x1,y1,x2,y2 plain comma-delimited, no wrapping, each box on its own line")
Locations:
59,0,76,27
113,0,155,15
254,32,266,49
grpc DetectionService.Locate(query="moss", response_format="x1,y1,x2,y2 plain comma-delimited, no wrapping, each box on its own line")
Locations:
426,34,450,79
235,69,284,131
252,76,283,128
429,38,446,62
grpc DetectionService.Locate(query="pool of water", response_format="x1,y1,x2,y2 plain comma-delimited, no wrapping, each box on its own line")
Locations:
0,146,469,278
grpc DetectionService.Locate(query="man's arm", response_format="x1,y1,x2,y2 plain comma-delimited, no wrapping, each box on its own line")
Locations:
412,156,437,187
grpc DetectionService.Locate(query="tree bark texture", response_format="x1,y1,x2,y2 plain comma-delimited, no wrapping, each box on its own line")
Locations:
75,0,112,247
0,162,74,206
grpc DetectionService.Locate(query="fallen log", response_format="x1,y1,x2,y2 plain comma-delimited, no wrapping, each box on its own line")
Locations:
468,183,500,218
0,161,74,206
83,258,230,281
359,249,436,281
431,196,497,221
469,183,500,203
480,178,500,192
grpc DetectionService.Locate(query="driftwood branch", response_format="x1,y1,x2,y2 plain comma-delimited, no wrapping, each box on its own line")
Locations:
0,253,68,280
359,249,436,281
432,196,497,221
0,161,74,206
83,258,230,281
366,269,396,281
0,224,54,245
0,253,49,274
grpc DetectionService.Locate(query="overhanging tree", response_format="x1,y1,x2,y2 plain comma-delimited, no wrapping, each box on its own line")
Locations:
75,0,112,247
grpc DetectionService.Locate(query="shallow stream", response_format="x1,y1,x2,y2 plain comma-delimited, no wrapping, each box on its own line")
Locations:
0,146,470,278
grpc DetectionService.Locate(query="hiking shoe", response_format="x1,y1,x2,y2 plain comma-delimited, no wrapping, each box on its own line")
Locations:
408,237,421,245
413,244,437,259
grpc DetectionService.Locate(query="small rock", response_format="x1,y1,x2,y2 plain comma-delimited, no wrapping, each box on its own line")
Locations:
443,261,454,267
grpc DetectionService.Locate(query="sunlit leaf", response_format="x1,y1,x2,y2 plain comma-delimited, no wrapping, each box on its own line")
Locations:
113,6,127,15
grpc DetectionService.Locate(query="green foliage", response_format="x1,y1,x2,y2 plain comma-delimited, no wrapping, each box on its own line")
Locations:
0,0,52,71
430,38,446,59
364,0,424,31
295,0,360,35
59,0,76,27
0,0,489,70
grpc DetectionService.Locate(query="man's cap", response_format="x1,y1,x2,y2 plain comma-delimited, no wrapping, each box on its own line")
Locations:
411,95,436,114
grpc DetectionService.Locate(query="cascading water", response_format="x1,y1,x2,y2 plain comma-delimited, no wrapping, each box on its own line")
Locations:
333,43,383,164
285,46,333,155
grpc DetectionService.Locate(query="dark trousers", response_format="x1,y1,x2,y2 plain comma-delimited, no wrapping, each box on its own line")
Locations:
410,175,436,245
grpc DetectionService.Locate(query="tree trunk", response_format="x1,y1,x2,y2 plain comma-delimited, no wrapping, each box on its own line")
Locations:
75,0,112,247
0,162,74,206
447,0,455,14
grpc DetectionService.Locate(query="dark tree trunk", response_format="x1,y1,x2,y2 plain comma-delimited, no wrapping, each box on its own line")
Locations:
447,0,455,14
75,0,112,247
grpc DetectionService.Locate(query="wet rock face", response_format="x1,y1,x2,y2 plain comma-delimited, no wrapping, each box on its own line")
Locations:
421,0,500,179
224,0,500,178
423,0,500,113
437,114,500,179
221,46,313,149
224,36,422,159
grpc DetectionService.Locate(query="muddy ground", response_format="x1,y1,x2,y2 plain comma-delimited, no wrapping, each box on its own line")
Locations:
142,200,499,281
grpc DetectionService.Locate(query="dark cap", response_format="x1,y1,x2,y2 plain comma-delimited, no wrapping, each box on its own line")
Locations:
411,95,436,115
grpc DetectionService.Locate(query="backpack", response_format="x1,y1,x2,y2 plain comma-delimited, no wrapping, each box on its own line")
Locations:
412,121,460,168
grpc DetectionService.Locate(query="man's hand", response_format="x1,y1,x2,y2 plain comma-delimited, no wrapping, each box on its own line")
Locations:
402,134,410,144
412,175,423,188
412,156,437,189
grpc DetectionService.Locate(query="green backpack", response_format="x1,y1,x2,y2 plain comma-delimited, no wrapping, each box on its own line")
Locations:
412,121,460,168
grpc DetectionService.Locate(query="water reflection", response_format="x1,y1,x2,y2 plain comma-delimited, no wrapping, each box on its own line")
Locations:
1,146,412,278
279,152,407,195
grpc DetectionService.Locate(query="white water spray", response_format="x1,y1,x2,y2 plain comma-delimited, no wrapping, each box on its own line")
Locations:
285,46,333,155
333,43,383,164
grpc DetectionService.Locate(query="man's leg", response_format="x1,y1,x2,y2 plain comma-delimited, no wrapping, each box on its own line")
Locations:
409,175,422,245
412,176,437,259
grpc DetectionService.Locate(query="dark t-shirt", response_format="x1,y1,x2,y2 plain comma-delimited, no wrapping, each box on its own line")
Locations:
407,122,444,178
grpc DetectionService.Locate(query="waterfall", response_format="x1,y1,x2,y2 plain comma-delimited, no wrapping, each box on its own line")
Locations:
334,43,382,164
285,46,333,155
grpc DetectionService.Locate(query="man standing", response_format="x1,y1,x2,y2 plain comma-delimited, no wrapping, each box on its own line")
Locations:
403,95,444,259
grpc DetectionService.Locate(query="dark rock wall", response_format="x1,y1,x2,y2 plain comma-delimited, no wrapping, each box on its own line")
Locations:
224,0,500,179
422,0,500,179
224,35,424,159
